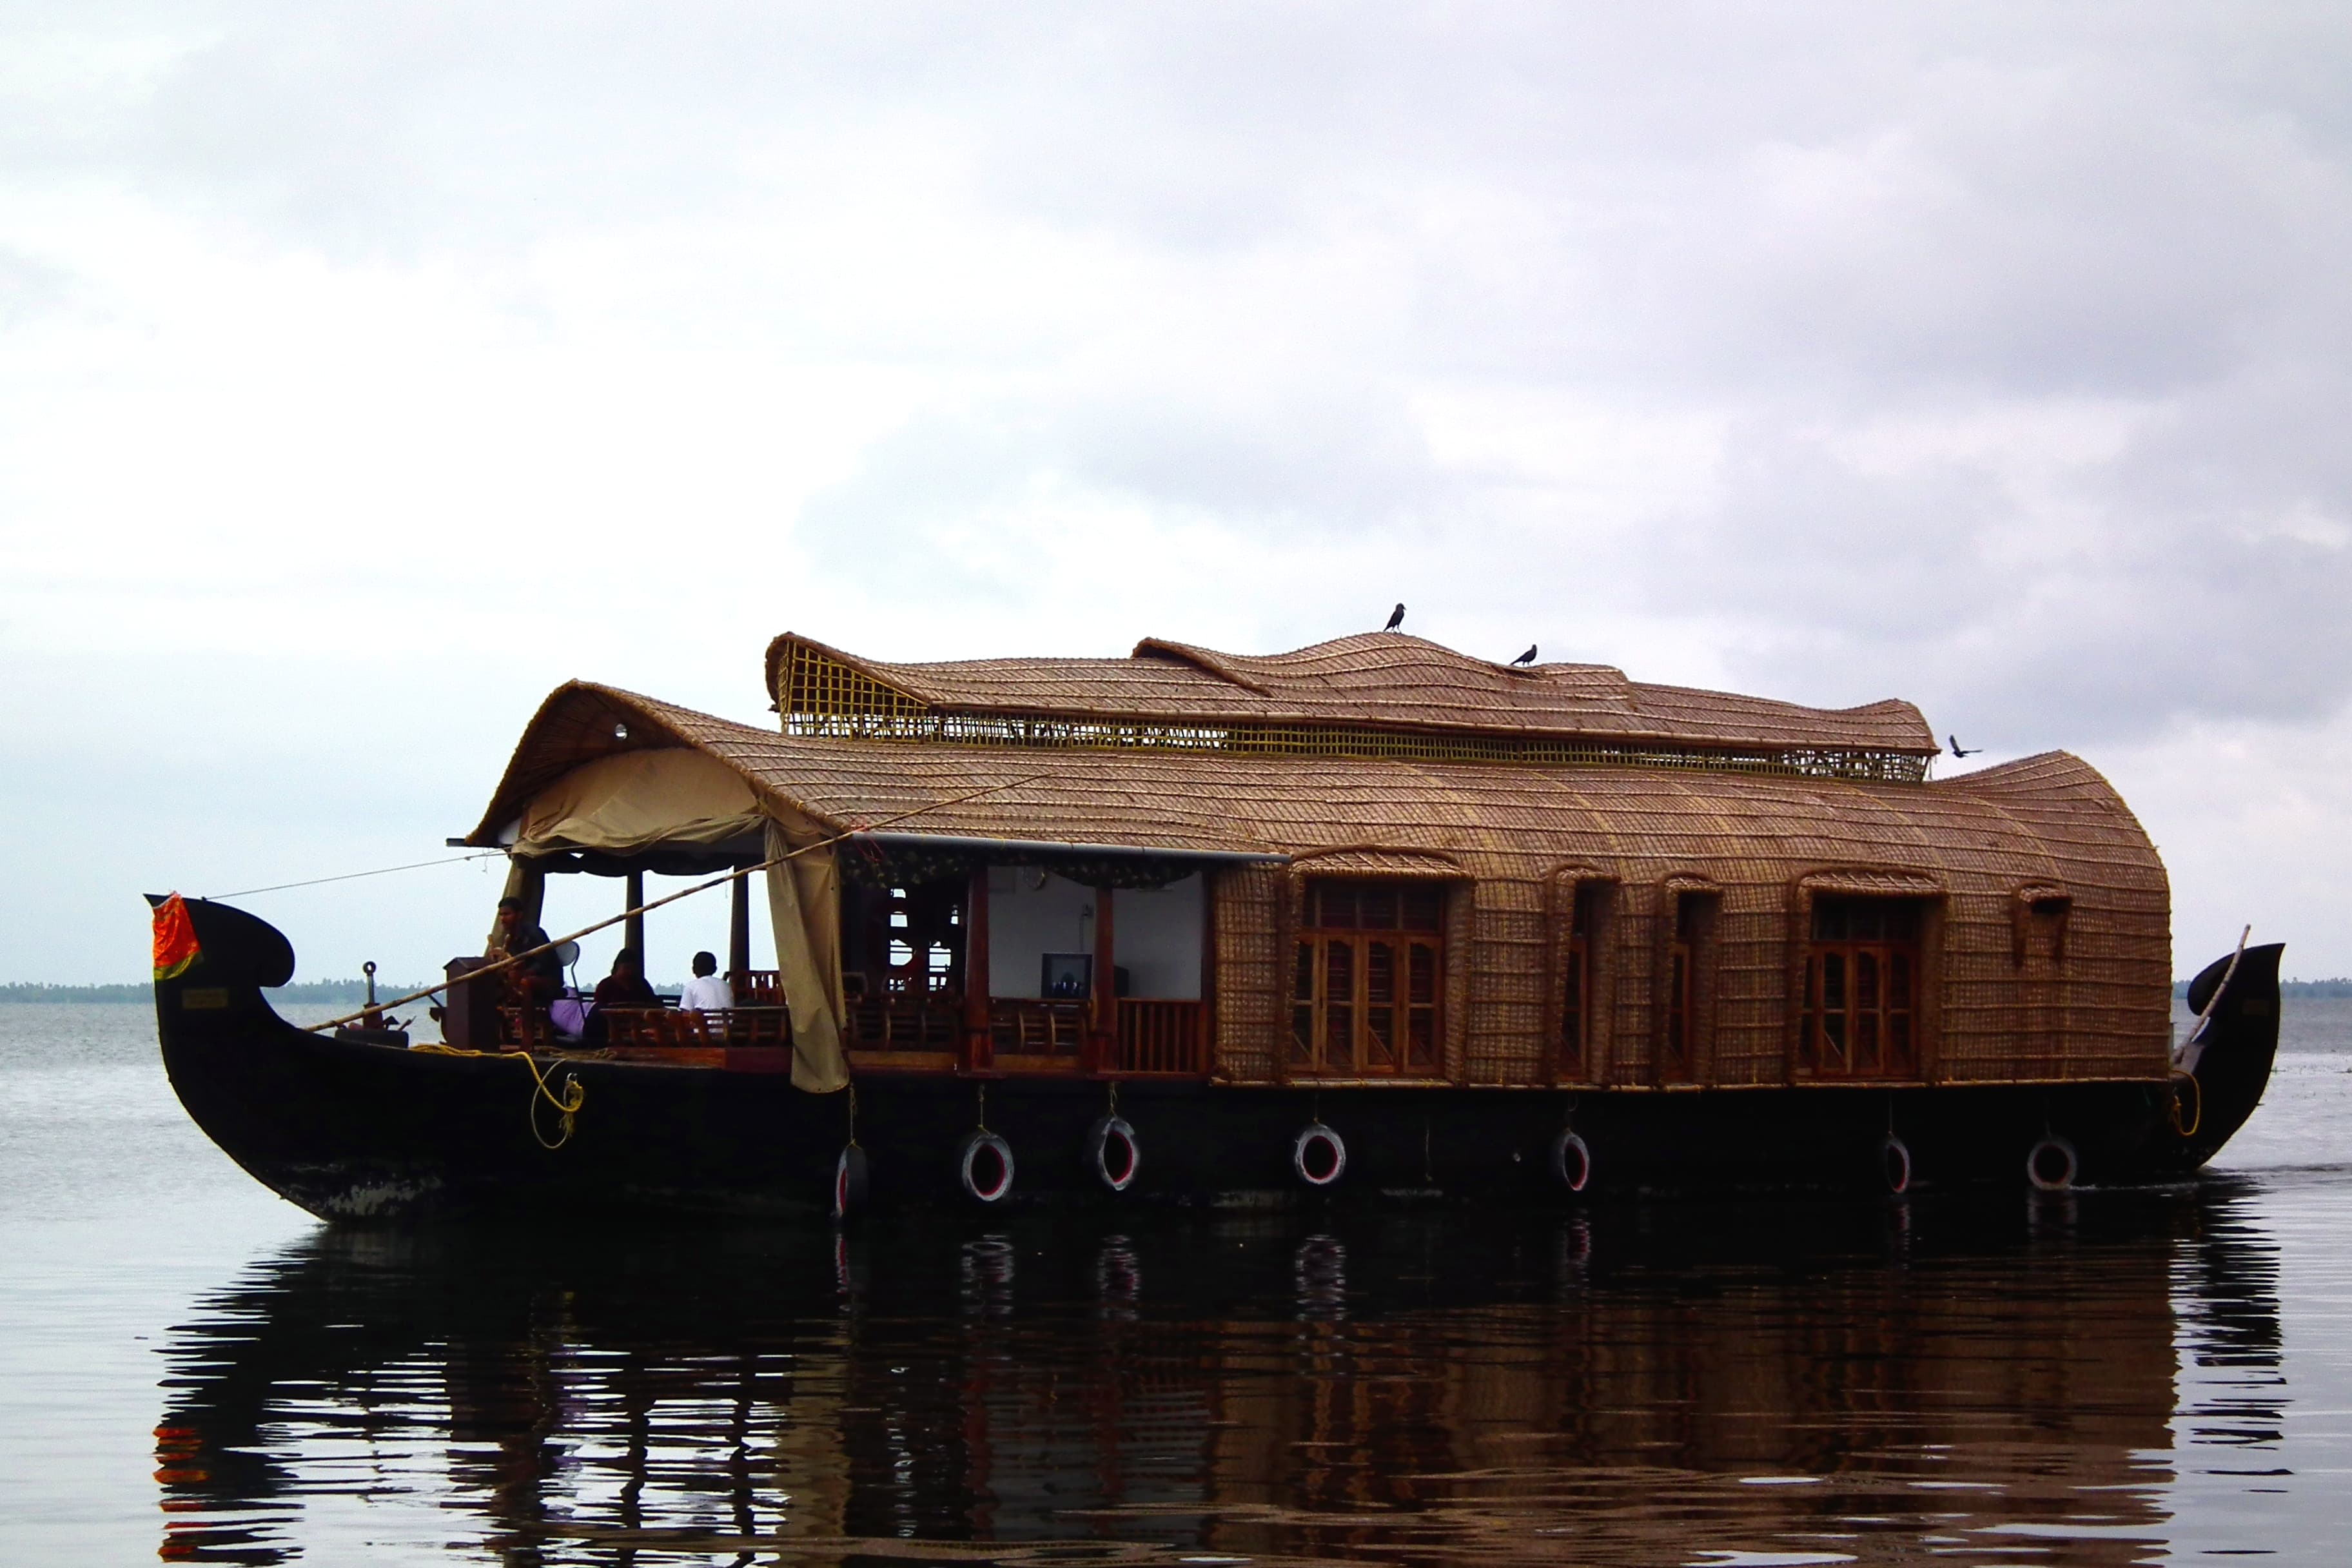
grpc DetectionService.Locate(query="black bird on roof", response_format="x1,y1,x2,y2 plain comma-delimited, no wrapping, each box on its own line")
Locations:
1384,602,1405,632
1948,734,1981,758
1510,644,1538,666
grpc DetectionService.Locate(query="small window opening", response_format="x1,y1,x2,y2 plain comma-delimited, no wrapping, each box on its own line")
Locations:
1660,890,1715,1083
1560,881,1610,1079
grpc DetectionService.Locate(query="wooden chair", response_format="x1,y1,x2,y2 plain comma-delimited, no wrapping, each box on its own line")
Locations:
600,1008,660,1047
734,970,784,1007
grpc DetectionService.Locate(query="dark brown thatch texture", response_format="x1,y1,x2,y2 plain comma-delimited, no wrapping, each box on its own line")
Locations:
469,683,2170,1088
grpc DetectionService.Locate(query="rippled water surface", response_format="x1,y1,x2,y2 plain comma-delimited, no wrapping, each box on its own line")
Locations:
5,1000,2351,1564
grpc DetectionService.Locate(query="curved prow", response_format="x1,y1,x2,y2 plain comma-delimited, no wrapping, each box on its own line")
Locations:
148,894,297,986
2170,941,2284,1170
148,894,300,1049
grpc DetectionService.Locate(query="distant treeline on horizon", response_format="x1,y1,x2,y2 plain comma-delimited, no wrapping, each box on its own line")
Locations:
3,978,694,1003
2174,978,2352,999
2,979,433,1004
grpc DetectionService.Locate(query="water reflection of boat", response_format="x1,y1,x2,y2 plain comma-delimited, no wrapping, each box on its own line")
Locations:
152,632,2282,1217
150,1197,2285,1565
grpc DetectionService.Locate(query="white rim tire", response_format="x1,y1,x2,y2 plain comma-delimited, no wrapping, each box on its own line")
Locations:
959,1130,1015,1203
833,1144,870,1219
1087,1116,1141,1193
1880,1133,1912,1195
1292,1122,1347,1187
1551,1129,1592,1193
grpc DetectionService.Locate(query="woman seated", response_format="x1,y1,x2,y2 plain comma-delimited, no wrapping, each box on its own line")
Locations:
593,948,661,1009
584,949,662,1044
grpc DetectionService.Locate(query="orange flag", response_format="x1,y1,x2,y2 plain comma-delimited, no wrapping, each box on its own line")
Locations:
152,894,201,981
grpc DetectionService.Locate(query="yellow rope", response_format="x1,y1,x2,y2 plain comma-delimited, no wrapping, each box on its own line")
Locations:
413,1043,587,1150
2170,1071,2203,1139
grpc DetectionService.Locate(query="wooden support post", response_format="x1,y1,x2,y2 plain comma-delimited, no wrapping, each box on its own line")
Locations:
963,867,994,1072
1199,871,1218,1077
729,870,752,988
1088,885,1116,1074
625,869,646,977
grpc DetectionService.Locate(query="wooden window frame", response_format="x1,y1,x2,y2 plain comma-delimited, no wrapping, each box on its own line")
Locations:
1547,872,1616,1084
1795,894,1926,1081
1663,910,1693,1077
1656,883,1719,1084
1288,879,1447,1079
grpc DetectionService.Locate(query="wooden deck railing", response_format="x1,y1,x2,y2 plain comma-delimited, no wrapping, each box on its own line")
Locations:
838,994,1208,1075
991,999,1089,1057
596,1007,791,1047
846,994,963,1050
1116,999,1206,1075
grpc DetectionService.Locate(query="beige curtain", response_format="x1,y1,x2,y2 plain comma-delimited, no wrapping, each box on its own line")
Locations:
513,749,767,858
765,818,848,1093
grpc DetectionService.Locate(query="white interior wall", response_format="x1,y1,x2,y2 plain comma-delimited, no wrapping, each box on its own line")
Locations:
1113,874,1204,999
985,869,1202,999
537,867,765,993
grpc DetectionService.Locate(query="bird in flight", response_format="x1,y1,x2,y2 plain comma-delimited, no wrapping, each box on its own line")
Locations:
1510,644,1538,666
1384,603,1406,631
1948,734,1981,758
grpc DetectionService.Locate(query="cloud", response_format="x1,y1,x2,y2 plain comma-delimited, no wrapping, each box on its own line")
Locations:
4,3,2351,976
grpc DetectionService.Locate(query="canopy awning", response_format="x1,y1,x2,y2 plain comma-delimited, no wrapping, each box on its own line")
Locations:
507,748,768,866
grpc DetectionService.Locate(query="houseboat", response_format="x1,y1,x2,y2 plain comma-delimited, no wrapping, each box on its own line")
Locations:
152,631,2281,1219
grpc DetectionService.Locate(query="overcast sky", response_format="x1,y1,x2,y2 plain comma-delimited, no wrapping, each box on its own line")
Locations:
4,3,2347,985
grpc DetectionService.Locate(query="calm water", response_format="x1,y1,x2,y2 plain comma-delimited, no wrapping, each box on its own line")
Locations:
3,1001,2350,1564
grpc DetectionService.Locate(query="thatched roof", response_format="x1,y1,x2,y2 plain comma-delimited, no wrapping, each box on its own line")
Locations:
466,683,2135,897
764,631,1938,757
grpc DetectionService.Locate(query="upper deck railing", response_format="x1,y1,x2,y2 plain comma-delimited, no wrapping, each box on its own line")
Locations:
779,643,1930,784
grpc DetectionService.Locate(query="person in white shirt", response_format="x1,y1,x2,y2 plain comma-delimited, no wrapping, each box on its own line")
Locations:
678,950,733,1014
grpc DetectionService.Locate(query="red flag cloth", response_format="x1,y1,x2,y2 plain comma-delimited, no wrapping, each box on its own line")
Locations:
152,894,201,981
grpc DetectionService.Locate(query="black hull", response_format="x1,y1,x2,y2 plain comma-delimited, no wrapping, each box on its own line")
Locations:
152,901,2284,1221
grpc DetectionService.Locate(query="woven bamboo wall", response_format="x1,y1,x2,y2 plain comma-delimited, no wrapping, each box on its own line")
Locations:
1186,760,2171,1090
1464,872,1544,1084
1209,864,1285,1083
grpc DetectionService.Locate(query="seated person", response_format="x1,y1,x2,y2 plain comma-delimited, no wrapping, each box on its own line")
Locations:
679,950,732,1014
592,948,662,1012
489,896,563,1043
489,897,562,993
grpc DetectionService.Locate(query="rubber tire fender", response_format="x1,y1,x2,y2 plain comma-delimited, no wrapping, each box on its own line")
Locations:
1550,1129,1592,1193
832,1144,871,1219
1292,1121,1347,1187
1879,1133,1912,1195
957,1129,1016,1204
1085,1115,1141,1193
2026,1135,2079,1192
